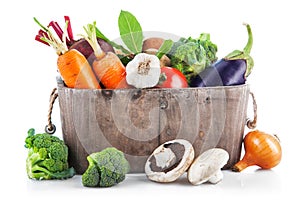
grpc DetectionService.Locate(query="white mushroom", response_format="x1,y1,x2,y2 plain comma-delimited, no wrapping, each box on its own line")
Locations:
145,139,194,183
187,148,229,185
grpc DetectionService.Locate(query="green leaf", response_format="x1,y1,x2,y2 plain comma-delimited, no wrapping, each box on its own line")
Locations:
95,27,132,55
95,27,110,42
156,39,174,59
118,10,143,54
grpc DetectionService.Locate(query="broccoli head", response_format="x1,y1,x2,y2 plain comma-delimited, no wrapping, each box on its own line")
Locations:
168,33,218,83
82,147,130,187
25,128,75,180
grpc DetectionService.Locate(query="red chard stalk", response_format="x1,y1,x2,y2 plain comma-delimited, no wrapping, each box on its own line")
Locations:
35,16,74,47
64,16,74,42
48,21,64,41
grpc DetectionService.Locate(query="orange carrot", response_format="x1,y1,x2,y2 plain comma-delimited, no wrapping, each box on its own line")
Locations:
83,22,126,89
92,52,126,89
57,49,100,89
34,17,100,89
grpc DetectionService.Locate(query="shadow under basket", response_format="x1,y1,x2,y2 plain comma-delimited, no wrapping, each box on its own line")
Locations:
50,80,256,174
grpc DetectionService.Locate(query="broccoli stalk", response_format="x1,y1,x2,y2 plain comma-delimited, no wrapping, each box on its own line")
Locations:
25,128,75,180
26,149,75,180
82,147,130,187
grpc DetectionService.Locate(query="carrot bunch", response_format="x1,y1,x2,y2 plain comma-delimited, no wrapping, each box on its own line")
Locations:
34,17,100,89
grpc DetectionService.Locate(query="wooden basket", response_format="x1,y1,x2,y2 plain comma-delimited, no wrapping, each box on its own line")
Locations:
48,80,255,174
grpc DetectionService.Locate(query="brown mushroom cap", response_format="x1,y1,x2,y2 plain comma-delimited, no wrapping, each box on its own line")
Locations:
145,139,194,183
142,37,165,52
142,37,171,67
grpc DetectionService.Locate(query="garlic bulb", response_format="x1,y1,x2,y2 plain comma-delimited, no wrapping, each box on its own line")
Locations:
126,53,161,88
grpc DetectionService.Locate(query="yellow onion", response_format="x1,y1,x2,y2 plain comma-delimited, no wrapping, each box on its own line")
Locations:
232,130,282,172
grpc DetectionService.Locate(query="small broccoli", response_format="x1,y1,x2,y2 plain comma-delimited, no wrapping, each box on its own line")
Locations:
168,33,218,83
82,147,130,187
25,128,75,180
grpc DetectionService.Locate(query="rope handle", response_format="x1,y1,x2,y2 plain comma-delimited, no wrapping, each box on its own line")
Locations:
246,91,257,129
45,88,58,134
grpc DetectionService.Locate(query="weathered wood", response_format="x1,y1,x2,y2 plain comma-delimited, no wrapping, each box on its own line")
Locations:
159,88,201,150
158,86,249,169
57,82,250,174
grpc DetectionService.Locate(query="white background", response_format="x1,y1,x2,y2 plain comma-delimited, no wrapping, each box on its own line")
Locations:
1,0,299,205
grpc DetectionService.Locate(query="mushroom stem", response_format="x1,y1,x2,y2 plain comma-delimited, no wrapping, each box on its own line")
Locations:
153,148,176,169
145,139,194,183
187,148,229,185
208,170,223,184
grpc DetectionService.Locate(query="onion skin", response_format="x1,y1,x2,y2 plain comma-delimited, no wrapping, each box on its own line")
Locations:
232,130,282,172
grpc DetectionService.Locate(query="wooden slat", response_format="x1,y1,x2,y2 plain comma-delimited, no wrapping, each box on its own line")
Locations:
58,83,250,173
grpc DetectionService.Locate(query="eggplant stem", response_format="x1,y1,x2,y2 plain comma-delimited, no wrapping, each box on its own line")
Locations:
242,23,253,55
224,23,254,77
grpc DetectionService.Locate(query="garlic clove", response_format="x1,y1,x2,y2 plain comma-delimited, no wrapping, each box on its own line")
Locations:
126,53,161,88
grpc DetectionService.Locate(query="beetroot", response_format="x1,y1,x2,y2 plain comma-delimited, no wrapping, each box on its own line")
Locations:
70,38,114,63
35,16,114,63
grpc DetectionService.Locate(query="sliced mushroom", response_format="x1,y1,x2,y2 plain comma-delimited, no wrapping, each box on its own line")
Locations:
145,139,194,183
187,148,229,185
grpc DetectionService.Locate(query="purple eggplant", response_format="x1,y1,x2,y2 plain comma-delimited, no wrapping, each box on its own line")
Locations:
190,23,253,87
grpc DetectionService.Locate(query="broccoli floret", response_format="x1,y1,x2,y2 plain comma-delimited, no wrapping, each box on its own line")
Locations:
82,147,130,187
168,33,218,83
25,128,75,180
82,160,100,187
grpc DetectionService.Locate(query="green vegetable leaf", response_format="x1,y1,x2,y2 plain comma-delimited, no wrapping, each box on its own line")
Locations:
95,27,132,55
118,10,143,54
156,39,174,59
95,27,110,42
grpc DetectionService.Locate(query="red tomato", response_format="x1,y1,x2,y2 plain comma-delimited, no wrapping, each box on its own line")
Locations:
157,67,188,88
